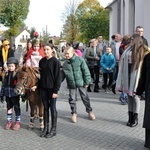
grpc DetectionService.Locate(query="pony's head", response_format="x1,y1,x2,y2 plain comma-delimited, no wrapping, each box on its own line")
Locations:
15,66,40,96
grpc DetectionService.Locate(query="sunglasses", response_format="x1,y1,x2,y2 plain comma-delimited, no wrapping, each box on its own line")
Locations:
4,44,10,46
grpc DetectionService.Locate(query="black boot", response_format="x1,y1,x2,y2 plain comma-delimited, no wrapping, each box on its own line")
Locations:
40,123,49,137
144,129,150,148
45,112,57,138
130,113,138,127
87,85,92,92
40,112,49,137
111,83,116,94
126,112,133,126
94,86,99,93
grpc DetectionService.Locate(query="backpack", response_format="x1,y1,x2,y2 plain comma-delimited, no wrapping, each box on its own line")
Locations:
119,92,128,105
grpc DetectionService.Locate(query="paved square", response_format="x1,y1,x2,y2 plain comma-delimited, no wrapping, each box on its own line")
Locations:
0,81,146,150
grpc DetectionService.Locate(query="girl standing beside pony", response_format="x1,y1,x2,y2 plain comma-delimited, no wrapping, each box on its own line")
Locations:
39,43,61,138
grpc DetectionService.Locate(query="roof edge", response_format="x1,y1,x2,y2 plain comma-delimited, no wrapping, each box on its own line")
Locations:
105,0,117,9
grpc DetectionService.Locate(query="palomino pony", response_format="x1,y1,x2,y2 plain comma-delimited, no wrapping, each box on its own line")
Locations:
15,66,44,131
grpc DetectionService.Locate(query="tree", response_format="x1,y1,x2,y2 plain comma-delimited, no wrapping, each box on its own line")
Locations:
0,0,30,38
30,27,36,39
62,0,80,44
62,0,109,44
62,14,79,44
40,28,50,45
75,0,109,43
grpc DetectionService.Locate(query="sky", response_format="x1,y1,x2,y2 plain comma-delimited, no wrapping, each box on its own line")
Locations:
24,0,113,36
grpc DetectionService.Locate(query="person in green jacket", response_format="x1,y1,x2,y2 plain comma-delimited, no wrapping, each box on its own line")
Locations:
61,46,95,123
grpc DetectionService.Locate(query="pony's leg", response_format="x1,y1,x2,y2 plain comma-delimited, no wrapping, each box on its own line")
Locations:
39,103,44,131
34,106,39,119
29,103,35,129
39,116,44,131
29,117,34,129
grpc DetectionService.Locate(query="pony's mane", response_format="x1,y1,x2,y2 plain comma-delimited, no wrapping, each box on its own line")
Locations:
17,66,40,87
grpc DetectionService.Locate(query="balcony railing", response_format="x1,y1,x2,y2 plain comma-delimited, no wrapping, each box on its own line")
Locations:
20,39,28,43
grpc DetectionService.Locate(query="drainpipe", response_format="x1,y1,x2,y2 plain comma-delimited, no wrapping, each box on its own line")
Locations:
117,0,121,33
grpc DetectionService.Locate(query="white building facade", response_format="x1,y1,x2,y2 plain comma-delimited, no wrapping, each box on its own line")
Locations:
15,29,30,49
107,0,150,44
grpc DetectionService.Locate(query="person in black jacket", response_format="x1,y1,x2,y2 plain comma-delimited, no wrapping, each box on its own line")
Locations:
39,43,61,138
136,53,150,148
0,40,14,69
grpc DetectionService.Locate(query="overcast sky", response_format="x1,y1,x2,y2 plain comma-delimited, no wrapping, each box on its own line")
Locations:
24,0,113,36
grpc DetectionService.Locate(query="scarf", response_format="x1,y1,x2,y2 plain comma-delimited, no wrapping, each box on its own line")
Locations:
2,47,8,63
115,46,138,96
116,45,150,96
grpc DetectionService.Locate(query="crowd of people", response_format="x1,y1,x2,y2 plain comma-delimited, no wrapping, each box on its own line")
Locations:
0,25,150,148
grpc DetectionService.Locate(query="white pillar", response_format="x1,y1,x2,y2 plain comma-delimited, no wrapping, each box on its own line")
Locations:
134,0,144,28
124,0,130,35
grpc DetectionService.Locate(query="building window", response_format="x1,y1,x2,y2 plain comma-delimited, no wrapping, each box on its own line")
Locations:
22,35,24,40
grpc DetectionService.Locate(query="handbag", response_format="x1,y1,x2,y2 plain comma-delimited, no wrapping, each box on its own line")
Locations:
86,60,96,68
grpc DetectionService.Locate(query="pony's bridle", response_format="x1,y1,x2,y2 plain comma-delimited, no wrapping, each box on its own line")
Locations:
16,72,37,95
16,76,32,91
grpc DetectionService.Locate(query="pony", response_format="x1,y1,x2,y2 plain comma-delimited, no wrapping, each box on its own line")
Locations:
15,66,44,131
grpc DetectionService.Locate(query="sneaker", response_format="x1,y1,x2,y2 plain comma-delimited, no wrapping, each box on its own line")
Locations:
5,121,12,130
88,112,96,120
13,122,21,131
71,113,77,123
